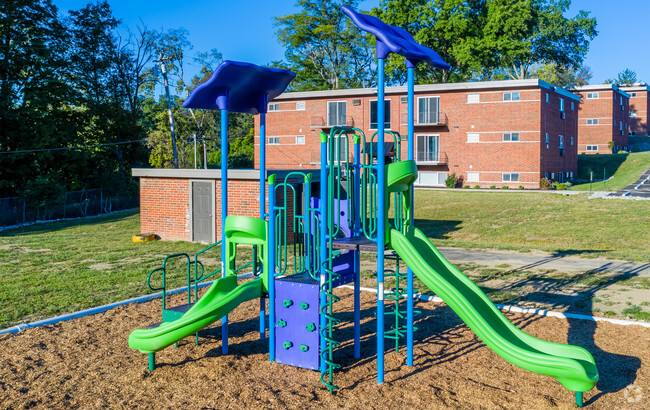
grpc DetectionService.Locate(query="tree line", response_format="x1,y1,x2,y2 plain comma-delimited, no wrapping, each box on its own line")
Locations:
1,0,641,205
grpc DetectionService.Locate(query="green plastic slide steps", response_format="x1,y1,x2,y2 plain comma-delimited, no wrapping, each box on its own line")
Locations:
128,275,263,353
390,226,598,393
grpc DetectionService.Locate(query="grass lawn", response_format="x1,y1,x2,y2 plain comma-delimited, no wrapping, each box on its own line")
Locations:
0,210,235,329
1,189,649,328
568,151,650,191
412,190,650,261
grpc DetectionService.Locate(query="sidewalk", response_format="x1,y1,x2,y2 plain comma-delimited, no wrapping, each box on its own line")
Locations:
438,247,650,276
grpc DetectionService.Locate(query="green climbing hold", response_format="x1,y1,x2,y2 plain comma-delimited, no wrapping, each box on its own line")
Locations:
306,323,316,332
277,319,287,327
283,299,293,308
300,302,309,310
300,344,309,352
283,341,293,350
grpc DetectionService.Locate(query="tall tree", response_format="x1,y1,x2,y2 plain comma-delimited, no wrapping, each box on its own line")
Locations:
275,0,375,91
465,0,597,80
533,63,592,88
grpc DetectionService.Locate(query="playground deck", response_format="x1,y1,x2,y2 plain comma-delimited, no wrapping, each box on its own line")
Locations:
1,285,647,409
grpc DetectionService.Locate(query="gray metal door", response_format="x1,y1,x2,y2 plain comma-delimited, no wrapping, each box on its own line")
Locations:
192,181,213,242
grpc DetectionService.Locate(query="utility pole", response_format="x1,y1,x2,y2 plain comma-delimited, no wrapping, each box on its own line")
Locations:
157,56,179,168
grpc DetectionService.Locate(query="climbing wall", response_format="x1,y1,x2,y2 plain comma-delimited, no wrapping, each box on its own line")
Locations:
274,274,320,370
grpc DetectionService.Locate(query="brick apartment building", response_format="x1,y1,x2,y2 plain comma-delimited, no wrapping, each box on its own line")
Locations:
255,79,579,187
572,84,630,154
620,83,649,136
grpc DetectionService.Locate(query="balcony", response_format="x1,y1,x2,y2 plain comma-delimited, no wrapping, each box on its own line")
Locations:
310,116,355,128
401,112,448,127
416,151,448,165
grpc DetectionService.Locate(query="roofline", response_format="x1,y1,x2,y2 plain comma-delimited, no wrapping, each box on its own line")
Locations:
571,83,632,98
619,83,650,92
132,168,318,181
274,79,580,102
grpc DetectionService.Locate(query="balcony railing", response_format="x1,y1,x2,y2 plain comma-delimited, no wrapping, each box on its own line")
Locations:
310,116,355,128
400,112,448,126
416,151,448,165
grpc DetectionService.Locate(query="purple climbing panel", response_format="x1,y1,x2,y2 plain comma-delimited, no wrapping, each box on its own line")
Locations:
275,274,320,370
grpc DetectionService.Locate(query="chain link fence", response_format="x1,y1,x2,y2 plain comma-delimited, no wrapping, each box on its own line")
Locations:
0,188,138,228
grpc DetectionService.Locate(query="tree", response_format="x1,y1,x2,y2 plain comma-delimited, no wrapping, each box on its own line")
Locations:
604,68,638,85
533,63,592,88
274,0,376,91
465,0,597,80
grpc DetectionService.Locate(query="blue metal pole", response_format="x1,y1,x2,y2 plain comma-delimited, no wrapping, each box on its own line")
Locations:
259,112,267,340
220,108,229,355
268,176,276,362
376,57,386,384
353,136,361,359
319,135,328,373
406,64,415,367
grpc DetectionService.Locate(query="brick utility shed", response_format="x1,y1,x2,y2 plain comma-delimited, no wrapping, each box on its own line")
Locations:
620,83,649,137
255,79,580,187
572,84,631,154
133,168,311,242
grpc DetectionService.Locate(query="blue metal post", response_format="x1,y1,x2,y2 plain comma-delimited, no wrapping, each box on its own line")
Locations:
376,57,386,384
353,136,361,359
319,136,328,372
220,108,229,355
259,112,267,340
406,63,415,367
268,177,276,361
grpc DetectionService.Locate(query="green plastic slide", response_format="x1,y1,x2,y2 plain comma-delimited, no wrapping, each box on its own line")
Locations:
390,226,599,393
129,275,263,353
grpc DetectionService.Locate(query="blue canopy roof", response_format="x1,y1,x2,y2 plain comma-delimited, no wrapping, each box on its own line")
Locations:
341,5,450,69
183,60,296,114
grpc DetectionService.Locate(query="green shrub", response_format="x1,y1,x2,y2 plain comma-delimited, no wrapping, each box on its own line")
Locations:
463,185,470,189
617,150,629,154
501,185,509,189
473,184,480,189
518,185,524,190
555,183,567,190
564,181,572,187
489,185,496,189
539,178,552,190
445,172,458,188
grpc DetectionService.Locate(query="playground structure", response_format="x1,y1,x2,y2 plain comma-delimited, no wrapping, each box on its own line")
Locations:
128,6,599,406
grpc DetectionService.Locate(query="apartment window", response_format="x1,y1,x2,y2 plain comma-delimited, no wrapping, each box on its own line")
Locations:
295,135,305,145
502,173,519,182
328,135,348,163
268,136,280,145
621,98,625,110
416,134,440,163
415,172,447,186
570,136,574,146
631,92,637,97
586,145,598,151
559,98,565,112
614,94,617,101
268,103,280,111
586,92,599,99
545,133,550,144
466,172,479,182
586,118,599,125
620,122,623,131
559,135,564,149
400,96,407,103
551,172,555,179
614,120,617,126
467,93,480,103
327,101,347,126
503,132,520,142
467,133,479,143
571,101,575,111
545,93,549,103
630,111,637,117
296,101,306,111
545,173,549,179
417,96,440,124
370,100,391,129
503,92,520,101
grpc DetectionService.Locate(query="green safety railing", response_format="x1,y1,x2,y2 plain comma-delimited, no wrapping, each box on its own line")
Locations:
272,172,319,280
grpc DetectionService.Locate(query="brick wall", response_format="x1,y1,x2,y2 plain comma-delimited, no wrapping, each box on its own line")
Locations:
256,80,579,187
575,88,630,154
621,87,649,136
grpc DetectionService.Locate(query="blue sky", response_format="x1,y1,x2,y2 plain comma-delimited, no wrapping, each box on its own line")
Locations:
54,0,648,86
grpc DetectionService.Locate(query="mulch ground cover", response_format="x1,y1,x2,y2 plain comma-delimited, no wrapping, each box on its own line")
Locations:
1,286,648,409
